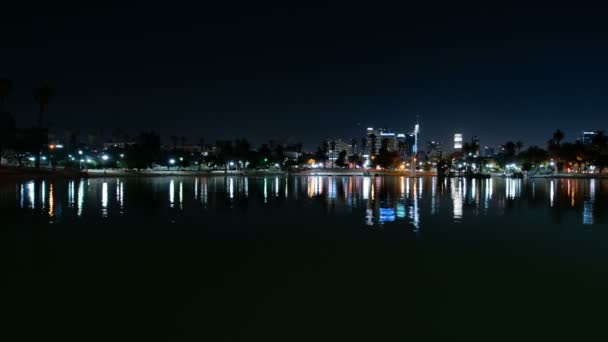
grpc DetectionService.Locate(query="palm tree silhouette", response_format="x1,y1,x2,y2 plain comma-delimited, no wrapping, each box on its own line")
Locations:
552,129,564,146
33,83,54,168
515,141,524,154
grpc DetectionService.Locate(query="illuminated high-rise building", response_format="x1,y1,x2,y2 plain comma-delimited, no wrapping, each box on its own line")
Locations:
454,133,463,150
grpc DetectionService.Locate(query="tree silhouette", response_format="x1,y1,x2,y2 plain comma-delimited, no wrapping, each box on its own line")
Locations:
33,83,54,168
552,129,565,146
515,141,524,154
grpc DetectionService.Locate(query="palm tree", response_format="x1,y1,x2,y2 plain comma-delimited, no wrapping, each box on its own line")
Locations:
552,129,565,146
33,83,54,168
515,141,524,154
0,79,13,113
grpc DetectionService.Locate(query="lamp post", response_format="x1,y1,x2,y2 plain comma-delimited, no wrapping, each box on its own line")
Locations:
101,154,109,175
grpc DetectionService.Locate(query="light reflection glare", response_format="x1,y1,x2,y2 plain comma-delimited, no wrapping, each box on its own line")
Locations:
77,180,84,217
27,181,35,209
362,177,370,200
452,179,463,221
169,180,175,208
550,180,555,207
229,177,234,199
101,182,108,218
48,183,55,219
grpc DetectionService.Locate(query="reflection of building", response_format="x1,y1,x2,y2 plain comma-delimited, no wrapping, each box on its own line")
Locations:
454,133,463,150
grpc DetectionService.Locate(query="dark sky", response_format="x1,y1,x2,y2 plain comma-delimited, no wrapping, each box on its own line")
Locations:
3,2,608,149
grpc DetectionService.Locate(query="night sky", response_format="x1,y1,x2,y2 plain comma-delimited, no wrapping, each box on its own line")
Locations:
3,3,608,149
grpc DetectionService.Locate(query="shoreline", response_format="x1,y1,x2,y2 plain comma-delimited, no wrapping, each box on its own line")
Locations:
2,167,607,179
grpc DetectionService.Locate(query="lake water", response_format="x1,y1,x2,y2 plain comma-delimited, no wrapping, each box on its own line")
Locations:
2,176,608,339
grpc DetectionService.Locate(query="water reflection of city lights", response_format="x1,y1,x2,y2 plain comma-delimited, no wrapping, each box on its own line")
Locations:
77,180,84,217
169,180,175,208
41,181,46,209
68,180,75,208
550,180,555,207
48,183,55,219
101,182,108,218
27,181,35,209
229,177,234,199
362,177,370,200
379,207,396,223
452,178,463,221
179,181,184,210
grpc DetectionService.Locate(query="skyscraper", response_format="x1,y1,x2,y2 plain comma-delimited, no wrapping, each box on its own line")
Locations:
454,133,463,150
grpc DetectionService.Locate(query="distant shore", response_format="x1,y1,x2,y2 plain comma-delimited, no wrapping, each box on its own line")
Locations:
2,166,607,179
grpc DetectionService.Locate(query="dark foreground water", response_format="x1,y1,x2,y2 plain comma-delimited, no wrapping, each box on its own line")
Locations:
2,176,608,339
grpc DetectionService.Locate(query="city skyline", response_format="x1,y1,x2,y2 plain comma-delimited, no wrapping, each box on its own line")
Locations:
3,3,608,148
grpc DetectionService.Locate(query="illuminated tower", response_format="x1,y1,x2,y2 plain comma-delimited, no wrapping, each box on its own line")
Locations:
411,117,420,177
454,133,463,150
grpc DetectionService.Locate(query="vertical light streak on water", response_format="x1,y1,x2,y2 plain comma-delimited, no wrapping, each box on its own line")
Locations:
179,181,184,210
285,177,288,198
119,181,124,213
550,180,555,207
431,177,437,215
244,177,249,197
275,176,279,197
484,178,491,210
169,180,175,208
318,176,323,196
471,178,476,201
328,176,336,200
264,178,268,203
27,181,35,209
77,180,84,217
412,179,420,231
371,180,375,201
583,179,596,225
418,177,423,199
229,177,234,199
201,177,208,205
48,183,55,219
20,184,24,208
362,177,370,200
41,181,46,210
194,177,198,200
452,178,463,222
68,180,75,208
101,182,108,218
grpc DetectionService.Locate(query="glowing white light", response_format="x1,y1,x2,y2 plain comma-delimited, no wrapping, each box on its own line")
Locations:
229,177,234,199
169,180,175,207
550,180,555,207
77,180,84,217
169,159,176,165
101,182,108,217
